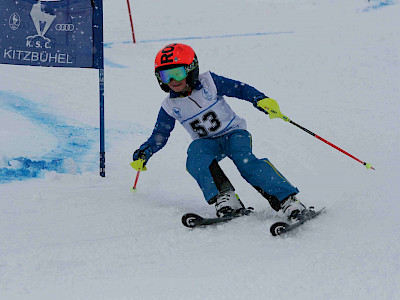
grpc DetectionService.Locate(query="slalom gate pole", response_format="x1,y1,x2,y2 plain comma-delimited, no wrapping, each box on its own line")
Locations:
288,119,375,170
126,0,136,43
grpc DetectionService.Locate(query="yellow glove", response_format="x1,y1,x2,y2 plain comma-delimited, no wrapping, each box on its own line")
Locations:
256,98,290,122
130,158,147,171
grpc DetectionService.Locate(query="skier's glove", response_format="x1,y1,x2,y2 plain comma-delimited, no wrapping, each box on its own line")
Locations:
131,145,152,171
253,97,270,115
133,144,152,161
256,98,290,122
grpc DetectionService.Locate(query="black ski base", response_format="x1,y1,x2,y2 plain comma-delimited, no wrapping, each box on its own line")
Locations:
182,207,254,228
270,207,326,236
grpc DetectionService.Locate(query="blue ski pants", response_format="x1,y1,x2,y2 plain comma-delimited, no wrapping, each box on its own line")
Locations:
186,129,299,207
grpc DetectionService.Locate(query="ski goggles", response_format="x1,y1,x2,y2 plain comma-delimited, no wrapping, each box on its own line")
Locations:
157,66,188,84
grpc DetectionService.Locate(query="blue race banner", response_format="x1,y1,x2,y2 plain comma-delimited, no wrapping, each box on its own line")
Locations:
0,0,106,177
0,0,94,68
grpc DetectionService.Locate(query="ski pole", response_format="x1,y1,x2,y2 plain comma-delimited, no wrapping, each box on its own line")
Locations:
131,170,141,192
257,98,375,170
288,119,374,170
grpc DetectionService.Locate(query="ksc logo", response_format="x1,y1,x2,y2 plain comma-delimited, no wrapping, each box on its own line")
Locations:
26,2,56,49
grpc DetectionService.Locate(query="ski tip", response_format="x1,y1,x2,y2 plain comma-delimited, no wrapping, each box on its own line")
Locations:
182,213,204,228
270,221,289,236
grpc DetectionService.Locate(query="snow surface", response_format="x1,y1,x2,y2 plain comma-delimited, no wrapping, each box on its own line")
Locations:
1,0,400,299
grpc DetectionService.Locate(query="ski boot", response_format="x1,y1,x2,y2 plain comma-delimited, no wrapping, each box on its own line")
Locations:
280,195,306,221
214,190,245,218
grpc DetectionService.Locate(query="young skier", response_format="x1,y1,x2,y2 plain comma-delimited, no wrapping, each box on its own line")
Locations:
131,43,306,220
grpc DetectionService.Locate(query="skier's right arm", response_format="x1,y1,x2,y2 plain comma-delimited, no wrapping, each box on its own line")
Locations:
132,107,175,164
209,72,271,115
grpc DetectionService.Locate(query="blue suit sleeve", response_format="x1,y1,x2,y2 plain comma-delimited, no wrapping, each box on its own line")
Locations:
210,72,267,104
141,107,176,157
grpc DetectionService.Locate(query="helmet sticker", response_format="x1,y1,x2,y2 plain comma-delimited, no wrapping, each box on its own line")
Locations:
160,43,177,64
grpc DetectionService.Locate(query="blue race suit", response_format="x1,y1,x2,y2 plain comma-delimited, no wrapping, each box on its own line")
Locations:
137,71,299,210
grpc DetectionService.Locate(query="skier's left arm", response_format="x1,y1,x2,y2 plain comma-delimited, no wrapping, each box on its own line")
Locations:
210,72,270,115
131,107,175,171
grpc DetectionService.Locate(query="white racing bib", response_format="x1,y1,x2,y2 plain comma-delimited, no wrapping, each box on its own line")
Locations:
161,71,246,140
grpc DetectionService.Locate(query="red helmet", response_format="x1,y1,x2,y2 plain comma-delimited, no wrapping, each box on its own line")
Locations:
154,43,199,92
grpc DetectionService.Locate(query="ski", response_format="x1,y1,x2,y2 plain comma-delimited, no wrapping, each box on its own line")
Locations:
182,207,254,228
270,207,326,236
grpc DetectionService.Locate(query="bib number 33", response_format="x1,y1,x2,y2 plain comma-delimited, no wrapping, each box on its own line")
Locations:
190,111,221,137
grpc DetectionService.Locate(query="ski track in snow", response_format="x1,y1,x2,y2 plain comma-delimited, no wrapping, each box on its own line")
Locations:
0,91,147,183
363,0,397,12
0,91,99,182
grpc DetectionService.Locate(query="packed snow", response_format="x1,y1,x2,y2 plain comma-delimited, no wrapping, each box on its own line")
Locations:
1,0,399,299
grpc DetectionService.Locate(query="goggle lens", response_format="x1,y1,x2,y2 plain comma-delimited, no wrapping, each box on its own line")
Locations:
158,66,187,83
